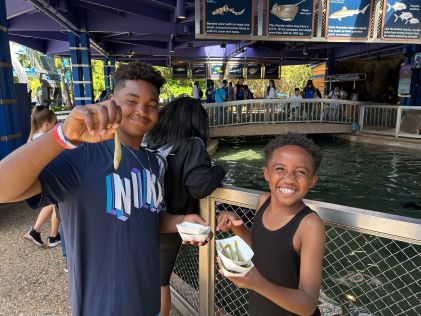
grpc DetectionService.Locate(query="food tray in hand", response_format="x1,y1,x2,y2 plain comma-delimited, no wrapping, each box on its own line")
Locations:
219,259,253,277
176,222,211,235
216,236,254,272
179,232,209,243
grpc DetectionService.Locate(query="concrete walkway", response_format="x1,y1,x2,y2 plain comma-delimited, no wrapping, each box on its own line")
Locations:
0,202,181,315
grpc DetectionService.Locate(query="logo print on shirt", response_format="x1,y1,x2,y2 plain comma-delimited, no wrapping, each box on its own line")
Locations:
105,168,164,221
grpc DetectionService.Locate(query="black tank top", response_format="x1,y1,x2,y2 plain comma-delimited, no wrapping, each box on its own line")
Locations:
249,197,321,316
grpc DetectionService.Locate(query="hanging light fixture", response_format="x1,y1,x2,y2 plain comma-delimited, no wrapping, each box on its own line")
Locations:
176,0,186,19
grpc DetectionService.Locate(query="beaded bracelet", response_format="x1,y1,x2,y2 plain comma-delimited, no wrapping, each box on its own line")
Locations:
53,123,81,150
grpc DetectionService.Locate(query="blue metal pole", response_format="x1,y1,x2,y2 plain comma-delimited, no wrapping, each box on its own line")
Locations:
80,32,94,104
103,58,110,92
68,32,84,106
0,0,21,158
110,57,116,90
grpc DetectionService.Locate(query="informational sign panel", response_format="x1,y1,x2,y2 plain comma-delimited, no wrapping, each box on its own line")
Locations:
246,63,262,79
209,63,225,79
326,0,372,39
398,64,412,96
267,0,314,37
204,0,254,35
172,63,188,78
264,64,280,79
191,63,207,78
382,0,421,40
227,63,244,78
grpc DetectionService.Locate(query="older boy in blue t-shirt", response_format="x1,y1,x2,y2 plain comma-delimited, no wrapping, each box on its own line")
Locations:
0,62,211,316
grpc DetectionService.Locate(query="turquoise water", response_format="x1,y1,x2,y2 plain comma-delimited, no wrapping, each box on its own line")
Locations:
213,136,421,219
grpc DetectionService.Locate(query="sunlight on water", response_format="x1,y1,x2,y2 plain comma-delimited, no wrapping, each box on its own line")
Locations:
218,149,263,161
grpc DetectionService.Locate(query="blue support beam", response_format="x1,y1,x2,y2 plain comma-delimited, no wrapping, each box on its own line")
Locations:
80,32,94,104
0,0,21,159
68,32,84,106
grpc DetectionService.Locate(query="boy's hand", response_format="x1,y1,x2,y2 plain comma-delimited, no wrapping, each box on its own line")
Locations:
62,100,122,144
216,212,243,232
180,214,213,246
216,257,261,291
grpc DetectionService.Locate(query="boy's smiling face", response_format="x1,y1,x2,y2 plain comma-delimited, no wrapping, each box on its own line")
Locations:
113,80,159,144
263,145,318,209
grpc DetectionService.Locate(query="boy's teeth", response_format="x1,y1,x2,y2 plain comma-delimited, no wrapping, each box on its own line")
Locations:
279,187,295,193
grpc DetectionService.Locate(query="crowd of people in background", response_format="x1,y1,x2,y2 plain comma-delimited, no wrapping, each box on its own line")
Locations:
189,78,399,105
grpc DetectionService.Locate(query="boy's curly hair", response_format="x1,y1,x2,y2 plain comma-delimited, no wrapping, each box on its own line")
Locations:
264,133,322,173
114,62,165,93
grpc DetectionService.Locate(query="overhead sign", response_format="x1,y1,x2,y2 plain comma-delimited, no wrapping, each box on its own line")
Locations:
227,63,244,78
326,0,372,39
209,63,225,79
191,63,207,78
264,64,280,79
204,0,254,35
172,63,188,78
246,63,262,79
267,0,314,37
382,0,421,40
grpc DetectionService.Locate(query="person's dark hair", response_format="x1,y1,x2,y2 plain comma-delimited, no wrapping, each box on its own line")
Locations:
114,62,165,94
294,87,300,92
266,79,276,95
264,133,322,173
146,97,209,153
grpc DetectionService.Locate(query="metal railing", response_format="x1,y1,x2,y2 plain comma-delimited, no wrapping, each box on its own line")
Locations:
359,105,421,139
170,186,421,316
204,99,361,127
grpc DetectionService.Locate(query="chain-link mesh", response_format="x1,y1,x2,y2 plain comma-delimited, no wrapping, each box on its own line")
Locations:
171,199,421,315
171,245,200,311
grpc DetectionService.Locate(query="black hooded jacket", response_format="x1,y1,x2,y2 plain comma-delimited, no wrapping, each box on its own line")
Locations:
163,137,226,215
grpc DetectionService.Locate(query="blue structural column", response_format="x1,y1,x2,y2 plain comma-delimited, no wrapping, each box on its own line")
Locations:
103,58,110,92
79,32,94,103
325,50,335,96
110,57,116,90
68,32,85,106
0,0,21,158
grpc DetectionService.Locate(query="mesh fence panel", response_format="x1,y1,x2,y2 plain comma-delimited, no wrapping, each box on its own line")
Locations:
171,200,421,315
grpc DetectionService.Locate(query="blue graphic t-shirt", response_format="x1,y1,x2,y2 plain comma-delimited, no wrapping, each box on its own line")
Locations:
27,140,164,316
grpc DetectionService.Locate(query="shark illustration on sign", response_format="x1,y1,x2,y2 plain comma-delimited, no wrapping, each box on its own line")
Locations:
329,4,369,21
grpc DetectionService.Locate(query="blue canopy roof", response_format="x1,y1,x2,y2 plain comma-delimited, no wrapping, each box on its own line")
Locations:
5,0,406,66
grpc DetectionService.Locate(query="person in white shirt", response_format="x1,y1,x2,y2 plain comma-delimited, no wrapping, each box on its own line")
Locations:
328,85,341,100
192,81,202,100
289,88,302,120
266,80,276,99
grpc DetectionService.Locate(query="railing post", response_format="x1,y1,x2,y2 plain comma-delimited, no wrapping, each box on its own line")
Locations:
395,107,402,138
320,101,324,122
199,197,215,316
359,106,365,133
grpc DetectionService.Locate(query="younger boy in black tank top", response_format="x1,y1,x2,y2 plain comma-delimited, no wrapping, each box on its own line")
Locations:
217,134,325,315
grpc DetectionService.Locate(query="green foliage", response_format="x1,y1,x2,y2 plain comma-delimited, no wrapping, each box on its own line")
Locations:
280,65,311,96
92,59,105,99
154,66,206,100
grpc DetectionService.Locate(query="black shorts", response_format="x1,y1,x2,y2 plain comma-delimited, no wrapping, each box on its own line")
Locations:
160,233,182,286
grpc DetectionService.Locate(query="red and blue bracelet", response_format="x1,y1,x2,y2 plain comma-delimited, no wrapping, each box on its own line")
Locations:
53,123,81,150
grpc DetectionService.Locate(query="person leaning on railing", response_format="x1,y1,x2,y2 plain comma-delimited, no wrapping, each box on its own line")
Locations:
217,134,325,316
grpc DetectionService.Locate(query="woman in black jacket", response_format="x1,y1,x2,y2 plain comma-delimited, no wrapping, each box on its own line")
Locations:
146,97,226,316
